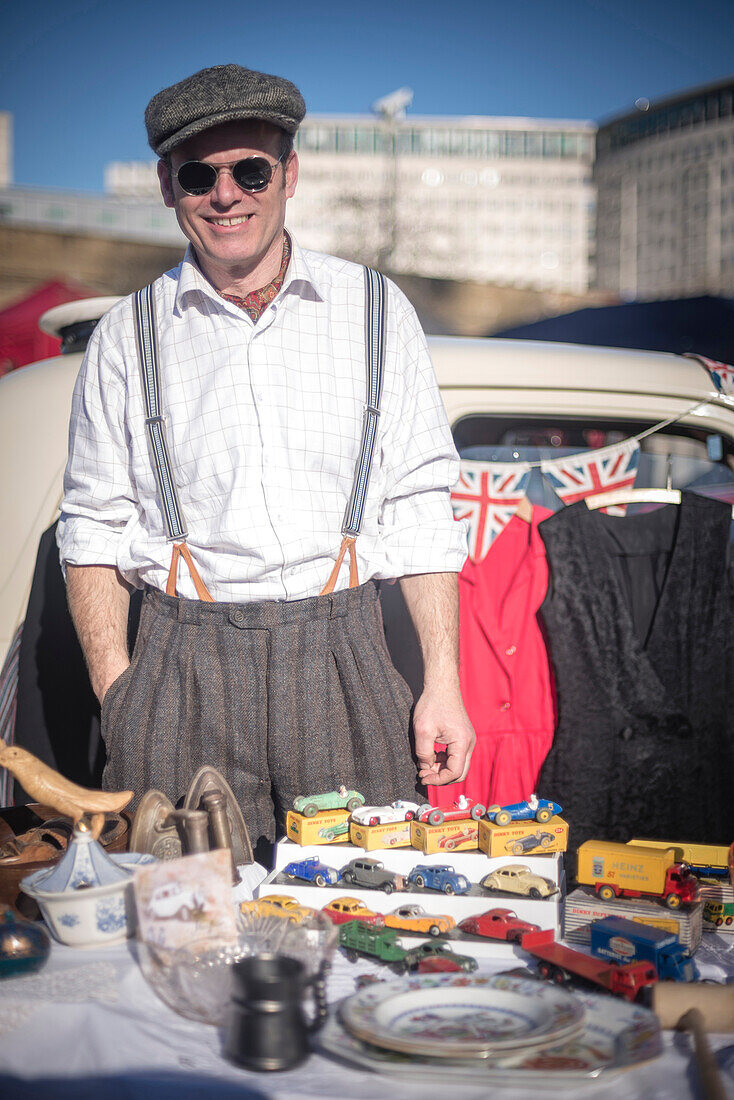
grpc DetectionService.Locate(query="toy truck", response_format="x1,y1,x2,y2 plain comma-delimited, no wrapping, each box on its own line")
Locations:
576,841,698,909
519,928,657,1002
338,919,407,971
703,900,734,927
589,917,696,982
629,839,731,879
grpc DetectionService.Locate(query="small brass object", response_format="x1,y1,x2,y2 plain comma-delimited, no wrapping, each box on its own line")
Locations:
202,791,240,884
170,809,210,855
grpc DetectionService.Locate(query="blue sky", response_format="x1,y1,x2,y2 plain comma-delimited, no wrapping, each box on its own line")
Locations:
2,0,733,193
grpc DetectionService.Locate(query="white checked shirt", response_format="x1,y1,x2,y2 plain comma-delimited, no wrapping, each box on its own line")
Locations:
58,237,467,602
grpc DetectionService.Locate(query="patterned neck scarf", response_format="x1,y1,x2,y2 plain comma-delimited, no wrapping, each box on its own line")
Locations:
219,232,292,322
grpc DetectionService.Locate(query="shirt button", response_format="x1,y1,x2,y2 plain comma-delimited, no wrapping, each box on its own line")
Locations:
505,645,517,656
500,701,511,711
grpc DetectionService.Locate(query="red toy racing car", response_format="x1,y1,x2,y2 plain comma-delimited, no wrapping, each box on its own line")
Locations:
417,795,486,827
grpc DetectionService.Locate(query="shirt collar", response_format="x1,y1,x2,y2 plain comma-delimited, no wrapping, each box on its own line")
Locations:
172,232,325,317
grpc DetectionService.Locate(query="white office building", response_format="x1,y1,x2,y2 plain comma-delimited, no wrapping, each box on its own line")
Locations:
595,77,734,298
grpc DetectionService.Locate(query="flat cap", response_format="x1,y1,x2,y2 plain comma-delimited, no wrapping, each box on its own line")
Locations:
145,64,306,156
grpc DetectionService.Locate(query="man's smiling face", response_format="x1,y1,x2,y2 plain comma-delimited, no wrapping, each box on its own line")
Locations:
158,119,298,292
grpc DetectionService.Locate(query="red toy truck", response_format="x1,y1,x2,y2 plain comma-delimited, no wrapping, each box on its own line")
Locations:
576,841,698,910
520,928,657,1002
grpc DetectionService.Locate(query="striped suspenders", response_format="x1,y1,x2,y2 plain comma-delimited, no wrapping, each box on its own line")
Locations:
320,266,387,594
133,265,388,600
134,284,214,601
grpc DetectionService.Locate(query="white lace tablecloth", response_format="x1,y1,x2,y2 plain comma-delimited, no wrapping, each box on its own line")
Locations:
0,915,732,1099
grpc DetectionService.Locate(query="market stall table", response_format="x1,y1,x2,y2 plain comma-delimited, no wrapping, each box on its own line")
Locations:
0,923,733,1100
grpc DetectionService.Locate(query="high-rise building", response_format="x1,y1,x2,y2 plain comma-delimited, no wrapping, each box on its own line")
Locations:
595,77,734,298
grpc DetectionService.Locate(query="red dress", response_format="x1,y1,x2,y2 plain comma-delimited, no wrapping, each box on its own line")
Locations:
431,505,556,809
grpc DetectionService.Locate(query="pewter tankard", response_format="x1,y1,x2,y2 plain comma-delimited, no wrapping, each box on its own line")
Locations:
224,954,325,1071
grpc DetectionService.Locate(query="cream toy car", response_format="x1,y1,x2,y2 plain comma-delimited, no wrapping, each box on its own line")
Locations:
481,863,558,899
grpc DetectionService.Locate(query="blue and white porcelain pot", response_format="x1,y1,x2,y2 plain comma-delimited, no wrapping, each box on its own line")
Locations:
20,824,154,948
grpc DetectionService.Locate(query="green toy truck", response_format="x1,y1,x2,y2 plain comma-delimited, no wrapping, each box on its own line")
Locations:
338,920,408,970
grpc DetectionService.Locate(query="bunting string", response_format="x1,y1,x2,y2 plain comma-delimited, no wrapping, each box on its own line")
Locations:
452,391,733,563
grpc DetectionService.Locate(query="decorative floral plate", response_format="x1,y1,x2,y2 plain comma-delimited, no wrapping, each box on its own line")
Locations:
321,984,662,1085
339,973,585,1058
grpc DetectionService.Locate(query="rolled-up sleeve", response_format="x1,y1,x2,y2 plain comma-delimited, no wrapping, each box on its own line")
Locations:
57,313,136,572
377,295,468,578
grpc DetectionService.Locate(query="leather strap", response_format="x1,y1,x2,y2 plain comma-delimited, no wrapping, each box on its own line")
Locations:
166,542,214,602
320,535,358,596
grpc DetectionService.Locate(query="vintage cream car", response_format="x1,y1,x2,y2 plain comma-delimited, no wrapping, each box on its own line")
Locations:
2,299,733,666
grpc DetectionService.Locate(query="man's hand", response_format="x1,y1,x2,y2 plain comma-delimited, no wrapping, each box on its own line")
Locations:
398,572,476,786
96,657,132,706
414,684,476,785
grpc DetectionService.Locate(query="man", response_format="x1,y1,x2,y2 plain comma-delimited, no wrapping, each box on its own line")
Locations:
58,64,474,852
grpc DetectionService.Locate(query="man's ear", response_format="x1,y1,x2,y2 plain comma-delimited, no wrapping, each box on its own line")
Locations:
157,159,175,208
284,151,298,200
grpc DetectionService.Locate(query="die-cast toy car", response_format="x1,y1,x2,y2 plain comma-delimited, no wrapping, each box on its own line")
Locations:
402,940,478,973
384,905,455,937
416,795,486,827
292,786,365,816
350,800,420,827
407,864,470,895
340,857,406,894
486,795,562,826
322,897,386,926
481,864,558,899
282,856,340,887
458,908,540,941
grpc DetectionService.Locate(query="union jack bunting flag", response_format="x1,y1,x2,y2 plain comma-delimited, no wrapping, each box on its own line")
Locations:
541,438,640,516
451,461,531,562
684,353,734,396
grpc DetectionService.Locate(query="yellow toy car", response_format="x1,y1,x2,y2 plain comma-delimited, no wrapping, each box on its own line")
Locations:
384,904,455,937
240,894,315,924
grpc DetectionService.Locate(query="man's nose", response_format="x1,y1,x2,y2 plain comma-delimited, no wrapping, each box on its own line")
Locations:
210,166,240,205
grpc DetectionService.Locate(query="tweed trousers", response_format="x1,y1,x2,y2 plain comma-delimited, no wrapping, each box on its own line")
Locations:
101,581,422,849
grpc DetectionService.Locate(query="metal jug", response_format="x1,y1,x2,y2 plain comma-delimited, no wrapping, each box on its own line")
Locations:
224,953,326,1072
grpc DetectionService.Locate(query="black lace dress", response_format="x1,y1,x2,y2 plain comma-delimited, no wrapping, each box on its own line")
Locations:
536,493,734,849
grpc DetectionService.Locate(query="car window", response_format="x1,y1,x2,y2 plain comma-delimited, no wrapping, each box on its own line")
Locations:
453,415,734,510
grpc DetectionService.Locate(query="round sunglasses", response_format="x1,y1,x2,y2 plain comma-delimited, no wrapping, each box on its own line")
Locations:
173,152,286,196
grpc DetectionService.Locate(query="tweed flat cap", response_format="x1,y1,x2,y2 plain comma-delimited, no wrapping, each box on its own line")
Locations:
145,64,306,156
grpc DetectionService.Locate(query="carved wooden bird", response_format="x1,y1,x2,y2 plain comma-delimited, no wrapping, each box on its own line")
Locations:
0,742,133,839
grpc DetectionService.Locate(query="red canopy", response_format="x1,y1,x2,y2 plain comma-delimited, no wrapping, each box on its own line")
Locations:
0,280,100,377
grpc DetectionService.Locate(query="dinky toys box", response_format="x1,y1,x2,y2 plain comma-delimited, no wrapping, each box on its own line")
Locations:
286,809,350,845
410,818,479,855
563,886,703,951
350,819,412,850
478,815,568,858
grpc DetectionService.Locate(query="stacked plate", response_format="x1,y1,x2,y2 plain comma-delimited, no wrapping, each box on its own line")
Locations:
320,973,663,1087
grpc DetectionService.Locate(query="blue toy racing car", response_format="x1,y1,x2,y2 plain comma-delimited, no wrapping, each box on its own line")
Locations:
486,796,562,827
